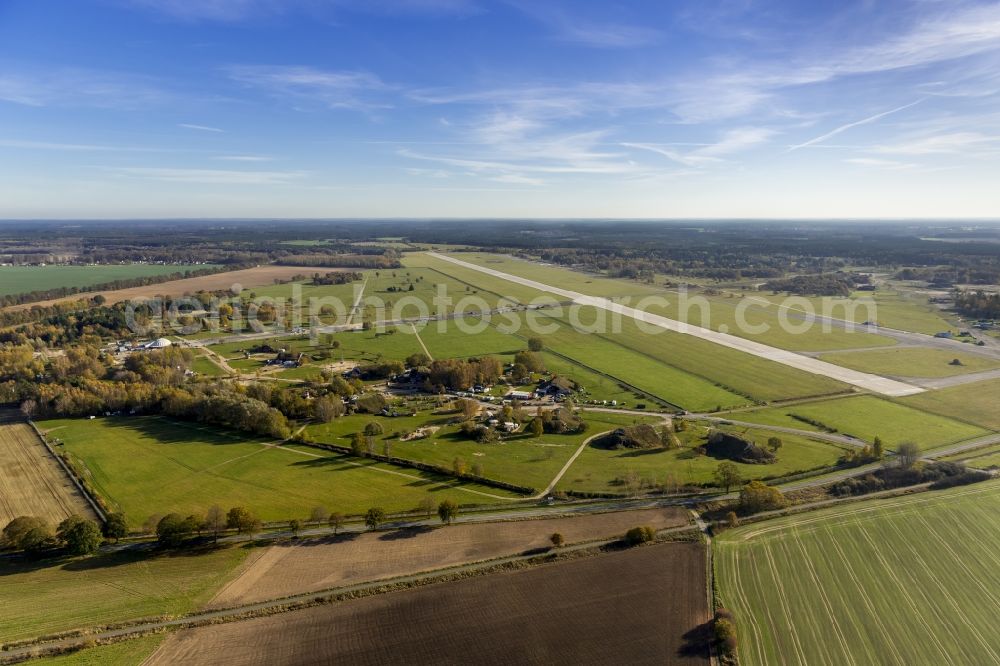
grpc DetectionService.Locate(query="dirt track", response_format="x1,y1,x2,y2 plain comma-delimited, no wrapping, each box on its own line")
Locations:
209,507,688,608
0,414,97,525
149,542,709,666
3,265,338,311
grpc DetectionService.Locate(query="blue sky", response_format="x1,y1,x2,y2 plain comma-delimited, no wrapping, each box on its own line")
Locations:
1,0,999,219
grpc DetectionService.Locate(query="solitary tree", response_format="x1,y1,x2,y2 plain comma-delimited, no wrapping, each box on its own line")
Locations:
227,506,260,537
624,526,656,546
550,532,565,548
309,506,330,526
714,462,742,493
351,432,366,457
767,436,783,453
57,515,103,556
530,417,544,438
365,507,386,530
328,512,345,535
895,441,921,469
739,480,787,514
289,519,302,537
725,511,739,529
714,618,738,655
527,337,544,352
437,499,459,525
204,505,226,544
417,496,435,519
102,512,129,543
364,421,384,436
872,436,884,459
459,398,478,420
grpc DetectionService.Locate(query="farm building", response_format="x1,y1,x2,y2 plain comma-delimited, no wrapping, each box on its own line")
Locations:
538,376,575,399
142,338,173,350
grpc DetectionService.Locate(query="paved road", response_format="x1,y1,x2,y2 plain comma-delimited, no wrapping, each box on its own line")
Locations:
426,252,925,397
910,367,1000,389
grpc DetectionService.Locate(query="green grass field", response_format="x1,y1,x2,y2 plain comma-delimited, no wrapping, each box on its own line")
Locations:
716,481,1000,665
454,252,666,300
305,411,645,492
41,417,520,525
744,285,957,336
35,635,165,665
641,291,897,352
900,379,1000,431
592,316,849,403
404,253,555,304
942,442,1000,469
556,424,847,493
0,264,217,298
518,314,747,411
0,545,247,642
191,354,228,377
734,395,988,450
819,347,1000,378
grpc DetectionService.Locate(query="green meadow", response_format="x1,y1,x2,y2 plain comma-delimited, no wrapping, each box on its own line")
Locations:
716,482,1000,666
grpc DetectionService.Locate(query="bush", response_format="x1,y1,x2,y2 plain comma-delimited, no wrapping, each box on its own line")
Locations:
57,515,103,555
624,525,656,546
714,618,738,654
2,516,53,553
102,512,128,542
355,393,388,414
738,480,787,514
829,461,983,497
156,513,199,548
364,421,384,436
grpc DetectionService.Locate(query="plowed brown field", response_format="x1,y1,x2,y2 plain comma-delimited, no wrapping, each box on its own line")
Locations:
0,414,96,525
209,507,689,608
149,542,710,666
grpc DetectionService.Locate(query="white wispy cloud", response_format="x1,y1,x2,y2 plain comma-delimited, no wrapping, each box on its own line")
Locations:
508,1,660,48
122,0,273,22
179,123,224,133
0,139,125,151
669,3,1000,123
844,157,917,170
787,100,923,151
624,127,776,167
100,166,306,185
0,68,169,108
226,65,392,111
121,0,479,21
214,155,274,162
488,173,545,185
0,139,184,153
872,131,1000,155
